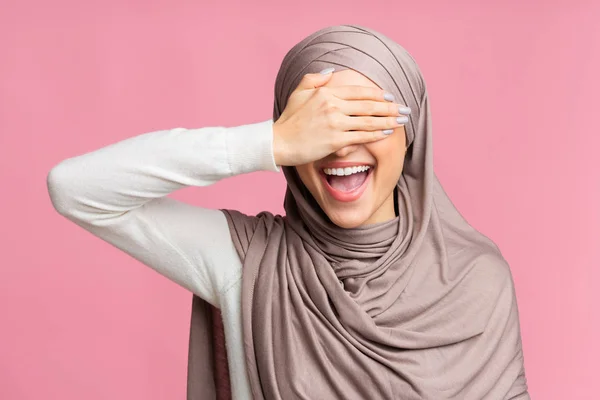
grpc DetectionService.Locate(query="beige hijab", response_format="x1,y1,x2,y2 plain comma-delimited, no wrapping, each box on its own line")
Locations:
187,24,529,399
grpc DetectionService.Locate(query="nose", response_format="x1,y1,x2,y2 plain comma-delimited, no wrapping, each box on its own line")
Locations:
334,144,360,158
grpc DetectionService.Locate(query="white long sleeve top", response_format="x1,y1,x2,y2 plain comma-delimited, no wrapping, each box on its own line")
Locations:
47,119,280,400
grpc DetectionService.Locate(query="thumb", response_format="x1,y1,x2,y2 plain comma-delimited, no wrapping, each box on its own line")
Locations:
295,67,335,91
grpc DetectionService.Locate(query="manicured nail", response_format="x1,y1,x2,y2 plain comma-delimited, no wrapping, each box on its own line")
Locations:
319,67,335,75
398,106,411,115
383,129,394,135
384,92,395,102
397,116,409,124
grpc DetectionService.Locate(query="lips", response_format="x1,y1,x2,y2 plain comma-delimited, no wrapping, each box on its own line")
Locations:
326,170,368,191
319,167,373,202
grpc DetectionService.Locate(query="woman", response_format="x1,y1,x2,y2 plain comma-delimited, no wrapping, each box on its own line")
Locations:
47,25,529,399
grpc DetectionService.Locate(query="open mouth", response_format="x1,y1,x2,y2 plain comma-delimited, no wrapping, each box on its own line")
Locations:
319,165,374,202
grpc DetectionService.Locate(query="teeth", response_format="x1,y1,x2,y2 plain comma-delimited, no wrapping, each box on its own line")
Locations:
323,166,371,176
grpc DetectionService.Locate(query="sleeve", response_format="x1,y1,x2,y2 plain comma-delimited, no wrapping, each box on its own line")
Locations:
46,119,279,307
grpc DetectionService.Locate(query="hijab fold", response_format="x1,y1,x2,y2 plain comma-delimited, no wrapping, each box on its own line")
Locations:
187,25,529,400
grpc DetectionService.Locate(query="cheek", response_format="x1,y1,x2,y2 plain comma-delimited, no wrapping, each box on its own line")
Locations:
295,164,318,190
367,137,406,186
368,126,406,155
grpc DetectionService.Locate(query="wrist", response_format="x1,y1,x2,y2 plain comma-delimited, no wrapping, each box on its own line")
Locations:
225,119,279,174
272,121,286,167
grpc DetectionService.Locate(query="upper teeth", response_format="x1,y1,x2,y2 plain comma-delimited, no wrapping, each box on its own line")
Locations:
323,166,371,176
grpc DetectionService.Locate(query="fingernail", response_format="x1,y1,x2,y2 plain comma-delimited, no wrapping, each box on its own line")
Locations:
319,67,335,75
398,106,411,115
383,129,394,135
384,92,395,102
397,116,409,124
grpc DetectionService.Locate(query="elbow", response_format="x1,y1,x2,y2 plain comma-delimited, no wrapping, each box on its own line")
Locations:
47,160,79,218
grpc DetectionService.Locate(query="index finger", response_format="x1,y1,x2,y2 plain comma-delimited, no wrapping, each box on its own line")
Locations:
329,85,394,102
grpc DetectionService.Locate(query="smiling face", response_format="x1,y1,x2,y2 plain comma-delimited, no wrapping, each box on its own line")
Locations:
295,69,408,229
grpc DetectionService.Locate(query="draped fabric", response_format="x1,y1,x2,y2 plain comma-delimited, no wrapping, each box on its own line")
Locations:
187,24,529,399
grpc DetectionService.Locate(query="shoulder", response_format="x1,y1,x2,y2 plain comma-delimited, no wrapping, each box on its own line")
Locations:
473,251,513,286
219,209,287,254
221,209,286,231
448,238,514,294
449,248,518,327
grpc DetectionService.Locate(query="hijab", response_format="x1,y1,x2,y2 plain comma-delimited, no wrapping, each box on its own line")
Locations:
187,24,529,400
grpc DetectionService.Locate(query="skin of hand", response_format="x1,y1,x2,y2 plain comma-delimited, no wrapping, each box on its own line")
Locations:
273,69,410,229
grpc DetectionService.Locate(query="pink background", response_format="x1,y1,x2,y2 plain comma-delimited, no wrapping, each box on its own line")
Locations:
1,0,598,398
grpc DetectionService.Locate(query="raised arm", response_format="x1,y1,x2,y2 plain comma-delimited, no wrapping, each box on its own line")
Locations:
46,69,409,307
46,119,278,306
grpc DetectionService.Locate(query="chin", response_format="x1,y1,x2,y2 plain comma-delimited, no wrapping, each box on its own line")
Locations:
322,206,373,229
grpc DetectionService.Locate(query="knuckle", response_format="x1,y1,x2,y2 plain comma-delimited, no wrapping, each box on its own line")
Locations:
362,131,376,142
324,99,337,111
357,88,369,100
364,117,376,129
365,102,377,115
325,105,339,116
326,112,340,128
353,131,363,142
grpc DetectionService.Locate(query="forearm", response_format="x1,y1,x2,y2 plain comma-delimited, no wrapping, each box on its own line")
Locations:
47,119,278,223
